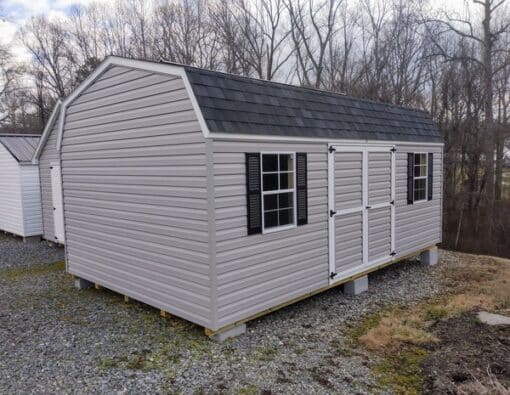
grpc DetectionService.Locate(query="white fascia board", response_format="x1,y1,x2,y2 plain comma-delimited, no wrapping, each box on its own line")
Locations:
209,133,444,146
55,56,212,152
32,100,61,164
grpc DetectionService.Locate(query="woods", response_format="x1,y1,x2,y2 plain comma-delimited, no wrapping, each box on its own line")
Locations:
0,0,509,257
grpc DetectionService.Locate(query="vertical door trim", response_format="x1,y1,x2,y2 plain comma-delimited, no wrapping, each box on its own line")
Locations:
362,148,369,267
390,146,396,254
327,144,336,279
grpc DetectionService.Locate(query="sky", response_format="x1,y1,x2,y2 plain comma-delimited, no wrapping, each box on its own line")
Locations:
0,0,475,64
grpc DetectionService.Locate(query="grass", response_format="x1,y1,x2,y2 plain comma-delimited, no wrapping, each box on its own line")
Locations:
0,261,65,280
350,252,510,394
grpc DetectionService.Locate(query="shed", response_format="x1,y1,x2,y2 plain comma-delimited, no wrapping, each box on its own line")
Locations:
37,56,443,339
0,134,43,240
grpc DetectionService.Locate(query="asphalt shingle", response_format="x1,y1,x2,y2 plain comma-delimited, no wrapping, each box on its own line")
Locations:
184,67,442,143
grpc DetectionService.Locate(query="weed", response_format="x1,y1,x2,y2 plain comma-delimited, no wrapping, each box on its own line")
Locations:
97,357,118,370
373,347,428,395
254,345,278,362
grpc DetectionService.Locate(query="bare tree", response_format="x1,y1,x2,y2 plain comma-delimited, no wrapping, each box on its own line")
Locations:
285,0,342,88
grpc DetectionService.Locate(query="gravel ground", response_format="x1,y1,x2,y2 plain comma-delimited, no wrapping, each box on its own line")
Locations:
0,233,64,269
0,240,445,394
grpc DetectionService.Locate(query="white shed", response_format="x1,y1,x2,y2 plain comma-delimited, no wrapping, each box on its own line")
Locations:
0,134,43,241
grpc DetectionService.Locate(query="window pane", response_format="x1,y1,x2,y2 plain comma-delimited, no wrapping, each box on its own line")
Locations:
264,210,278,228
264,194,278,211
280,172,294,189
278,192,293,209
414,153,426,166
279,208,294,226
263,174,278,191
262,154,278,172
414,164,426,177
279,154,293,171
414,178,426,201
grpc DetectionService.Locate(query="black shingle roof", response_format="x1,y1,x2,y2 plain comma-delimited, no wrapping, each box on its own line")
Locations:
184,67,442,143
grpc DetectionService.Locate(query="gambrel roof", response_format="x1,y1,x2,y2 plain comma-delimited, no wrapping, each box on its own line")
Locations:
0,135,41,163
184,66,442,143
38,57,442,156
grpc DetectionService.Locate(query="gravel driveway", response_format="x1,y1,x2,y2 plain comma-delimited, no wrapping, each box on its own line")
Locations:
0,237,442,394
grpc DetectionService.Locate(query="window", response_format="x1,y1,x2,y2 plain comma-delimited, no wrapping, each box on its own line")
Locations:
413,153,428,202
261,153,296,231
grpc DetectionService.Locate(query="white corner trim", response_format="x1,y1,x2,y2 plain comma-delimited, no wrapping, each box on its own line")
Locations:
32,100,61,164
55,56,212,152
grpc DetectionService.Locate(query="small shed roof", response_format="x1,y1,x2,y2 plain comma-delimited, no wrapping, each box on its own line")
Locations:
0,135,41,163
184,67,442,143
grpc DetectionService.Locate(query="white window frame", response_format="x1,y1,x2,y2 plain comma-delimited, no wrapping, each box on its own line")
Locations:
260,152,297,234
413,152,428,203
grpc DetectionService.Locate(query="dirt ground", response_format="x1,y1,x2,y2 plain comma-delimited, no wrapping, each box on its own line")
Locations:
421,311,510,394
352,250,510,394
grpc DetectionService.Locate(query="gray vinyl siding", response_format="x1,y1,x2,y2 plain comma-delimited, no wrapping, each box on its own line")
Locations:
61,66,212,328
211,140,329,328
394,144,443,258
211,140,441,329
39,117,60,242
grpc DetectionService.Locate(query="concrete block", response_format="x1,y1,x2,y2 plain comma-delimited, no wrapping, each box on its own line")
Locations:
23,235,41,243
344,275,368,295
75,277,94,290
420,246,438,266
211,324,246,342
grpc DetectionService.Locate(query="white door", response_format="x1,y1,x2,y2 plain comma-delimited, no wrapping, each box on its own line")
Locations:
328,145,395,284
50,163,65,243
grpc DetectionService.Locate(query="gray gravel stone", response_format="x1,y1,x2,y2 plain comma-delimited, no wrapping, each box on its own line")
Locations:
0,238,445,394
0,233,64,269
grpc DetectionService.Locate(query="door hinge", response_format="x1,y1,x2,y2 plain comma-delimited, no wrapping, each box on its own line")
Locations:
53,207,56,211
390,146,397,152
329,146,336,153
366,205,372,209
390,200,394,205
330,272,337,279
329,210,337,217
390,251,396,256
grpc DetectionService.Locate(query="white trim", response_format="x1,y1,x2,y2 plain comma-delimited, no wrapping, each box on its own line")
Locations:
390,147,396,254
260,152,297,234
211,133,444,146
362,149,369,267
32,100,61,164
55,56,212,152
327,145,335,278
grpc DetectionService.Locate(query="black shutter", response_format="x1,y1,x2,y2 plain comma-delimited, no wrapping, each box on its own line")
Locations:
427,153,433,201
407,153,414,204
246,153,262,235
296,152,308,225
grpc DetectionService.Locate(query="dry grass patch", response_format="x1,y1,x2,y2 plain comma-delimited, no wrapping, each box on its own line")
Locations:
352,252,510,394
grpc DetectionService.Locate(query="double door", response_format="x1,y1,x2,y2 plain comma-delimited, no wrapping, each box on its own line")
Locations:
328,145,395,283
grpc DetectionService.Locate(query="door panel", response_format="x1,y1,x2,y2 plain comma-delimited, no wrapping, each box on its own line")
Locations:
368,206,391,262
51,164,65,243
334,152,362,210
335,211,363,272
368,152,392,206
